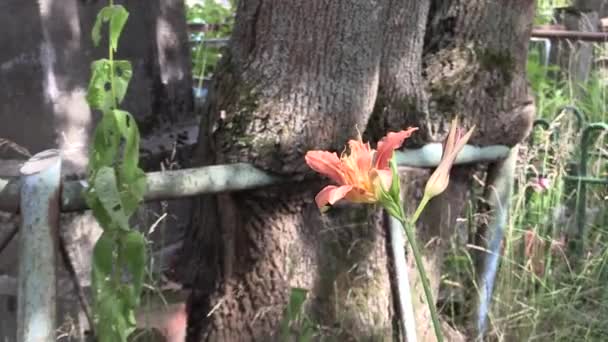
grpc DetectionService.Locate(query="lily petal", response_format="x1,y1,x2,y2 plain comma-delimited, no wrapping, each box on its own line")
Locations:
348,139,373,174
372,169,393,192
424,120,475,199
443,125,475,166
315,185,353,208
305,151,345,184
375,127,418,169
443,117,459,156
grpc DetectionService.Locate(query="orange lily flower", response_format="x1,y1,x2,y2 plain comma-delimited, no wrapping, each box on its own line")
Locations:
305,127,418,209
424,117,475,199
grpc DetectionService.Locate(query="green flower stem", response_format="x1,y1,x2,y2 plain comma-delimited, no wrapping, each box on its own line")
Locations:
108,0,117,110
411,195,430,225
395,195,444,342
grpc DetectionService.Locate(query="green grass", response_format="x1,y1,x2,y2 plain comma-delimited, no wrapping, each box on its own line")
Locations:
440,38,608,342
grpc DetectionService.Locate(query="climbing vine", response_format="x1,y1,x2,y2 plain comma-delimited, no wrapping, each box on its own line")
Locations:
85,2,147,341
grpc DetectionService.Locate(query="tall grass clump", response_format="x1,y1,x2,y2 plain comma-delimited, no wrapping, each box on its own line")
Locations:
439,5,608,339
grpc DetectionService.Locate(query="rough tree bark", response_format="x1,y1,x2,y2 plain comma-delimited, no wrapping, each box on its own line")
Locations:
184,0,536,341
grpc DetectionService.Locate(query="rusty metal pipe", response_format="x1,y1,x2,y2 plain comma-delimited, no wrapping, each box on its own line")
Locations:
531,29,608,42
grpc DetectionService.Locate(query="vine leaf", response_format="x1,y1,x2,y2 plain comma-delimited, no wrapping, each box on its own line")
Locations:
112,109,146,215
87,60,133,112
90,112,120,169
108,5,129,51
96,292,133,342
92,5,129,51
122,231,147,306
92,232,115,295
87,60,113,112
111,61,133,106
92,233,132,341
92,6,111,47
93,166,130,231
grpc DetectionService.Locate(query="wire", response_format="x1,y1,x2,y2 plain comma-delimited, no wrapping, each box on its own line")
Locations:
0,225,18,256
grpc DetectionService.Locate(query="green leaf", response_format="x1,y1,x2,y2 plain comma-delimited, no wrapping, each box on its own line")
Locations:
121,231,147,306
86,60,132,111
92,6,113,47
111,60,132,106
287,287,308,319
90,112,120,169
280,288,303,338
111,109,146,215
96,292,133,342
109,5,129,52
388,157,402,203
118,169,146,217
112,110,139,172
91,5,129,51
87,59,114,112
92,233,116,307
93,166,130,231
84,192,112,229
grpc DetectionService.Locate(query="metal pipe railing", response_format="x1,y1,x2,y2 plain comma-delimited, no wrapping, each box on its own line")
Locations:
189,29,608,47
531,29,608,42
0,144,511,214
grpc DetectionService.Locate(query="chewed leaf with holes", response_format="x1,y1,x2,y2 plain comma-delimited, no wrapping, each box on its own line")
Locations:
87,60,113,112
92,6,112,47
93,166,130,231
111,61,132,106
112,110,139,172
112,109,146,215
90,112,120,170
86,59,132,112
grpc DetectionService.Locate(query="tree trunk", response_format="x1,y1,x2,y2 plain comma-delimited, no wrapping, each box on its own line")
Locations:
184,0,536,341
184,1,393,341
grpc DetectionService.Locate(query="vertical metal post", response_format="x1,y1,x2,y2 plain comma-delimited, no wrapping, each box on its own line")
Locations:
389,212,418,342
572,123,608,256
17,149,62,342
475,146,518,339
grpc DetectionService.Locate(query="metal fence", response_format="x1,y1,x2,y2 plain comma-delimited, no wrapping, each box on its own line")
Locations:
0,107,606,340
531,107,608,255
0,142,512,341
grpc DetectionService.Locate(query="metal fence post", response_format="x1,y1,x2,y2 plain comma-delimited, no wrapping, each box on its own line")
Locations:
388,200,418,342
475,146,518,339
571,123,608,256
16,149,62,342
